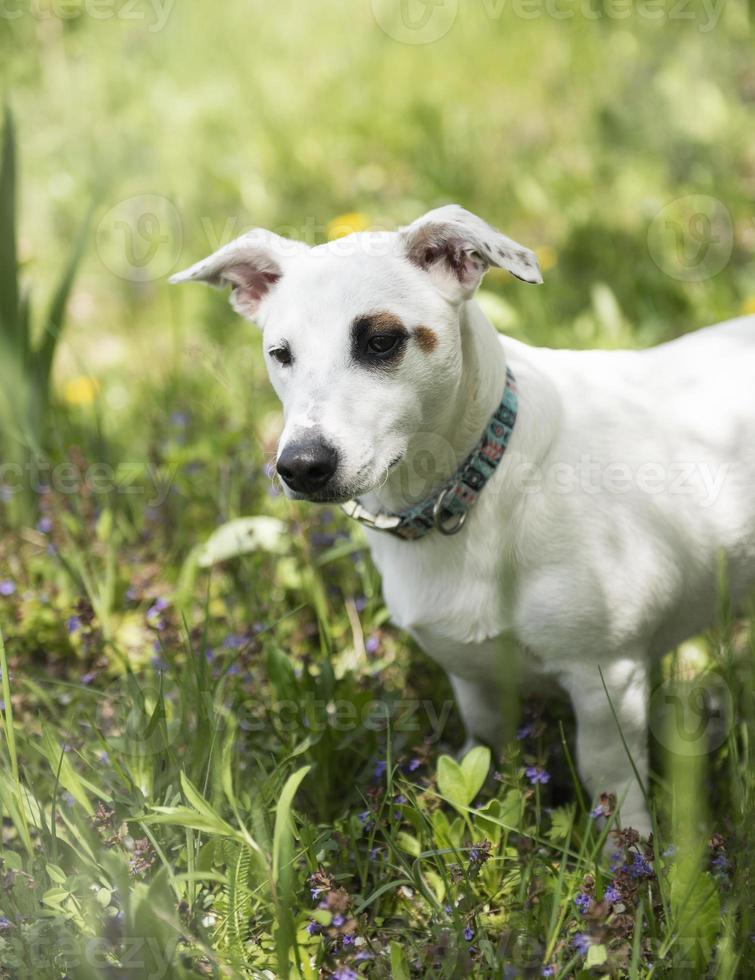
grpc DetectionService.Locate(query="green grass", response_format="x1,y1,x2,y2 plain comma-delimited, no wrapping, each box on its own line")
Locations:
0,2,754,976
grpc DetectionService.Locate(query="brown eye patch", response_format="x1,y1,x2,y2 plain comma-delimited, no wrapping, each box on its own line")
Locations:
413,325,438,353
351,311,409,370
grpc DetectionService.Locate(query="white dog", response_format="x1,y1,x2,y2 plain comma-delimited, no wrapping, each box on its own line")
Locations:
172,206,755,836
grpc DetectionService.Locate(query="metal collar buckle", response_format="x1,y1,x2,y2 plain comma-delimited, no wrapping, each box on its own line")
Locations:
432,487,467,535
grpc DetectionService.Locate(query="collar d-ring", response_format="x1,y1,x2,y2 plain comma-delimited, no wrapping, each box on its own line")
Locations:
432,487,466,535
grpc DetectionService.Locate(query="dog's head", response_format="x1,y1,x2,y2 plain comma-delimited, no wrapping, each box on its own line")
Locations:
171,206,541,502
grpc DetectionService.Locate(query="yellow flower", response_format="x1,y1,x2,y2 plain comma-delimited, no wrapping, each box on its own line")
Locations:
740,296,755,316
63,376,100,406
535,245,558,272
327,211,371,240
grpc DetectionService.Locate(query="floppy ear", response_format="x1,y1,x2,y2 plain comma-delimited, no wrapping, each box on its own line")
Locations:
399,204,542,301
169,229,308,320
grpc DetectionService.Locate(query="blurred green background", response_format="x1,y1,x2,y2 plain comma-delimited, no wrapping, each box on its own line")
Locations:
3,0,755,396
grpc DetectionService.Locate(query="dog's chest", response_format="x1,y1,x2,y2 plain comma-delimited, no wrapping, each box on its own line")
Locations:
367,531,514,651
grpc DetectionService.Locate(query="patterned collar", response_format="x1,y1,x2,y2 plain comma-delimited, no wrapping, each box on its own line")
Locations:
340,367,518,540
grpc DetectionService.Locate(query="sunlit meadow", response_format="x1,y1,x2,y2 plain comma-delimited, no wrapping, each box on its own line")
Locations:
0,2,754,977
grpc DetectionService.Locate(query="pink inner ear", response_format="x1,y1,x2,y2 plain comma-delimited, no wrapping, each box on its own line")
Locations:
223,263,281,303
407,226,485,290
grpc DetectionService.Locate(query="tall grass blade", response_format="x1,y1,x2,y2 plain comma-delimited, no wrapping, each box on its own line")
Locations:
0,106,19,346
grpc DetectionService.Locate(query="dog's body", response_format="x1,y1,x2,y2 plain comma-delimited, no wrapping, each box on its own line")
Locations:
173,206,755,835
366,307,755,833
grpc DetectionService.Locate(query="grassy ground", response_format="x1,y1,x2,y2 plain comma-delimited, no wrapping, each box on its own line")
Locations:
1,2,755,977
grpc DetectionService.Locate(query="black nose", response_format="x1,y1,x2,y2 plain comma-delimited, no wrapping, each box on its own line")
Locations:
276,439,339,495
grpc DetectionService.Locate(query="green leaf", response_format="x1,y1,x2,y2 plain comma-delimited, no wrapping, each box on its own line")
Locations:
272,764,310,980
669,866,721,959
0,106,19,346
42,887,70,908
141,806,240,837
586,943,608,968
475,799,503,845
459,745,491,802
46,863,67,884
197,516,288,566
437,745,491,813
35,207,91,393
390,940,411,980
437,755,467,810
546,804,575,843
396,831,421,857
272,765,310,883
38,727,109,815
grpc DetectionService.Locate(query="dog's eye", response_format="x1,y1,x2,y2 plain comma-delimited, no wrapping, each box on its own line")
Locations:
269,345,292,366
366,334,400,357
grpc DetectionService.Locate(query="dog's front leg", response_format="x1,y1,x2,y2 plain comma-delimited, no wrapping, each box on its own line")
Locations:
562,655,651,838
449,673,509,756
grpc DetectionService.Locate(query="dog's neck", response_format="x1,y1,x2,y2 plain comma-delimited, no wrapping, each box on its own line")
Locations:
360,300,507,516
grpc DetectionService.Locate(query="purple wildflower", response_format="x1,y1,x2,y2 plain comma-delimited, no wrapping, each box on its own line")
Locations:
591,802,606,819
332,969,358,980
604,884,621,904
0,917,10,931
525,766,550,785
373,759,387,780
36,516,52,534
332,914,345,927
574,892,591,914
0,580,16,597
464,924,474,942
365,634,380,655
711,854,729,873
629,853,653,879
609,851,624,873
223,634,245,649
469,840,492,866
541,968,555,977
573,933,590,956
516,722,534,740
406,757,421,772
66,615,81,634
342,933,354,946
306,921,321,935
146,598,167,629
